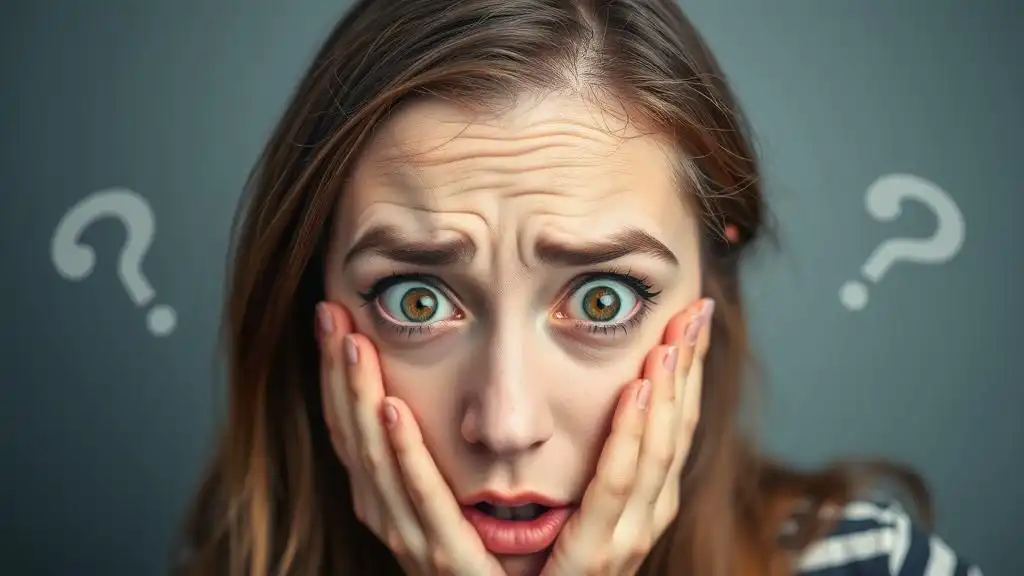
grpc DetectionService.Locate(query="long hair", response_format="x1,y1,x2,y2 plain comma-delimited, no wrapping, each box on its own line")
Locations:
177,1,930,574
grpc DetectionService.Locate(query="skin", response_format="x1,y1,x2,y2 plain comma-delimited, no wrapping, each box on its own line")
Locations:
320,91,713,575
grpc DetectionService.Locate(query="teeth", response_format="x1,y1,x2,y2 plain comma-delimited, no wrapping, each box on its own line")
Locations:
518,504,543,520
485,503,546,521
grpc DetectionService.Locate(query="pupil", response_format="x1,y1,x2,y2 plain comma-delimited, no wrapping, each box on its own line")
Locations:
583,286,620,321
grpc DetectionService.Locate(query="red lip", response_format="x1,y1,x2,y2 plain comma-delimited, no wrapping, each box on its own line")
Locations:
462,491,570,508
462,506,573,555
460,491,574,555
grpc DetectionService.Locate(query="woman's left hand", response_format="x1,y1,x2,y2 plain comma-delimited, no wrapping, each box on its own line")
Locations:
541,298,715,576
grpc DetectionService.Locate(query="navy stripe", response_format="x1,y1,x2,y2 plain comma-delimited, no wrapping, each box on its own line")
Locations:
896,520,929,576
793,499,984,576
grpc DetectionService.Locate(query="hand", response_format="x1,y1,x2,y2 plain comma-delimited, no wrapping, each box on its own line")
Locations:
315,302,506,576
541,298,715,576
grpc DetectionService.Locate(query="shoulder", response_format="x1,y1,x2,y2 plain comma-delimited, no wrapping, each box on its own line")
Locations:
793,499,983,576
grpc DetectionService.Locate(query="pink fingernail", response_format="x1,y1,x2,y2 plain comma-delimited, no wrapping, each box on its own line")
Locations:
663,346,679,373
684,299,715,345
383,401,399,428
316,303,334,338
636,380,652,411
343,335,359,365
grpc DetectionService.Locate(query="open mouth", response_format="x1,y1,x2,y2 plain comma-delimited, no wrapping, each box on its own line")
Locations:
462,498,573,555
474,501,551,521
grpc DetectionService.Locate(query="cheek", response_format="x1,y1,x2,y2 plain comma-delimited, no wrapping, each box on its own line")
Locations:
377,354,458,423
375,353,461,462
546,353,648,470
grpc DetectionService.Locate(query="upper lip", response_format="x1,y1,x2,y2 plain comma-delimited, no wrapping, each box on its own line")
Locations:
462,490,570,508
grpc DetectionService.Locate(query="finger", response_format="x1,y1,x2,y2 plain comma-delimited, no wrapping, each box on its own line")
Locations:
680,299,713,429
383,397,493,567
316,302,358,467
661,298,712,400
568,378,650,548
668,299,714,479
629,345,679,508
316,303,383,530
343,335,424,551
315,303,381,532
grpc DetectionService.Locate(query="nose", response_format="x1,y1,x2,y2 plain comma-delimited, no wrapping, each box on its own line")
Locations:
460,333,554,457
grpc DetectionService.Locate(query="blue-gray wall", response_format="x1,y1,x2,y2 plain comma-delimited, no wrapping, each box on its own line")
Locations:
2,0,1020,574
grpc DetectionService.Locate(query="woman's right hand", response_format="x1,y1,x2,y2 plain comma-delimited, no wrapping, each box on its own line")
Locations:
315,301,507,576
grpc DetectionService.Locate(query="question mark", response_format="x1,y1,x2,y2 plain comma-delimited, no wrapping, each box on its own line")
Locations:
51,187,177,336
839,173,965,311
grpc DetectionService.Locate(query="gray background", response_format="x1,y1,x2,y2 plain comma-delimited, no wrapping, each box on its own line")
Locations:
2,0,1020,574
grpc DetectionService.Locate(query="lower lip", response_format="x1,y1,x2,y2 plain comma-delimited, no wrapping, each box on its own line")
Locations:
462,506,573,555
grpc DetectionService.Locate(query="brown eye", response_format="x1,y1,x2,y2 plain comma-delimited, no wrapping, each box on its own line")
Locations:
566,278,637,324
399,287,438,322
379,281,457,323
581,286,620,321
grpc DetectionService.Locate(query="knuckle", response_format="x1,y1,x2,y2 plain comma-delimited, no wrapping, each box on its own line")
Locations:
429,548,454,573
404,475,431,504
629,534,653,560
360,446,384,473
655,503,679,535
680,414,699,435
328,438,344,461
652,447,675,471
330,437,350,465
584,553,611,576
346,372,361,394
344,436,360,458
384,527,407,557
602,471,634,500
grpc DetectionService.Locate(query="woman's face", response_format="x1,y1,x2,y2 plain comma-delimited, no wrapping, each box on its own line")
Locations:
325,90,701,566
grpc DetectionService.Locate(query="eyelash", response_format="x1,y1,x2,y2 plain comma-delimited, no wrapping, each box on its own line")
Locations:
357,268,662,338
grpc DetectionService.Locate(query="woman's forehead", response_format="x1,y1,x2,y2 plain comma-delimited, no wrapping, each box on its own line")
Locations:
366,92,670,166
343,95,690,231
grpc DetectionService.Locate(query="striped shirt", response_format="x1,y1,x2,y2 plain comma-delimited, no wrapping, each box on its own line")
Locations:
795,500,983,575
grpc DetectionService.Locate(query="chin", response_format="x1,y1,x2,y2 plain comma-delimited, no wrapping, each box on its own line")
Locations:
497,551,549,576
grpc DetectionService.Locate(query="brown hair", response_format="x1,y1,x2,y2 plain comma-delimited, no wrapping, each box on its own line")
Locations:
177,1,930,574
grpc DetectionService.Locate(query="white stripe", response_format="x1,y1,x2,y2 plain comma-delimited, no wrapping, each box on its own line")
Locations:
790,498,904,525
967,565,984,576
841,500,903,525
889,503,912,573
924,535,957,576
797,526,895,571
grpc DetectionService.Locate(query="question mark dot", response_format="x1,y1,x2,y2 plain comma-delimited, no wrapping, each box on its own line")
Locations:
839,281,869,311
147,305,177,336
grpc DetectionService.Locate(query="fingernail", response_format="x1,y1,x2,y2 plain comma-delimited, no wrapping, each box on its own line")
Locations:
684,299,715,346
636,379,652,411
663,346,679,373
343,335,359,365
383,401,399,428
316,303,334,338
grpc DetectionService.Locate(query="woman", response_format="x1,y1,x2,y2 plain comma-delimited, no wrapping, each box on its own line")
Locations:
178,0,982,575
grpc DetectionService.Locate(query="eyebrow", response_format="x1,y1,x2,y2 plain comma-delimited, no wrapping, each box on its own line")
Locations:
343,225,476,267
535,228,678,267
343,225,678,268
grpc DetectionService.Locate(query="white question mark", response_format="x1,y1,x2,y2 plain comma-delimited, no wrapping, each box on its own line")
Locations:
839,173,965,311
51,187,177,336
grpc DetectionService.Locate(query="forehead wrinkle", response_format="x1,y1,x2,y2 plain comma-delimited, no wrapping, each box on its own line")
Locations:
352,200,492,234
372,104,641,160
371,156,616,208
395,133,624,170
